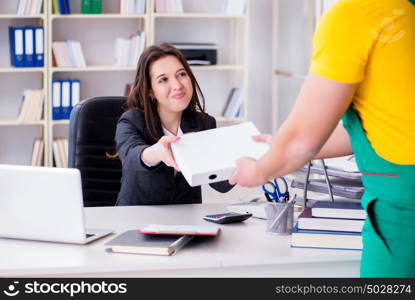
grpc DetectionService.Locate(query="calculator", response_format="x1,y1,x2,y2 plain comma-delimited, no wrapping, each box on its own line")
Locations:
203,212,253,224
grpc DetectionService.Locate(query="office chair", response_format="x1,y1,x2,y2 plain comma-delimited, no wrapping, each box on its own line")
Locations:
68,96,126,207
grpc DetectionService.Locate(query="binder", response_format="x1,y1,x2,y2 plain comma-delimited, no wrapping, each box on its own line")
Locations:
70,80,81,113
24,27,35,67
34,27,44,67
52,80,62,120
65,0,72,14
81,0,92,14
9,27,25,67
53,0,59,14
61,80,71,119
92,0,103,14
58,0,67,14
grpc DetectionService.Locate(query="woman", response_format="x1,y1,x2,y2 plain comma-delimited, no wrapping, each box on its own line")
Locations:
115,43,233,206
230,0,415,277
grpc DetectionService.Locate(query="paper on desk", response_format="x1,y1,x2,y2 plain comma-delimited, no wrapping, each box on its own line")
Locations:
171,122,270,186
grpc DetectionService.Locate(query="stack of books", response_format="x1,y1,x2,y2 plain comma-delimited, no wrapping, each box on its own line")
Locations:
291,201,365,250
53,138,68,168
120,0,146,14
52,40,86,68
106,225,220,256
16,0,43,15
31,138,44,167
17,89,45,123
222,87,243,118
155,0,183,13
114,32,146,67
106,230,193,256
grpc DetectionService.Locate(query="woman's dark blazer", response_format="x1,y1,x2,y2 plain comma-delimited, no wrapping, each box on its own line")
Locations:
115,109,234,206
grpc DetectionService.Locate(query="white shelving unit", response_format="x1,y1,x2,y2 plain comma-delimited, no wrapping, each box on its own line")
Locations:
149,0,250,122
1,0,250,167
0,0,48,165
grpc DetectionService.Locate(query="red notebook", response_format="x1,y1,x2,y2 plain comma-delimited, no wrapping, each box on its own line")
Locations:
140,224,221,236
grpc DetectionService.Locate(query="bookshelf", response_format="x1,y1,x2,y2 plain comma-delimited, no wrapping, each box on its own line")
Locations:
0,0,48,165
0,0,250,167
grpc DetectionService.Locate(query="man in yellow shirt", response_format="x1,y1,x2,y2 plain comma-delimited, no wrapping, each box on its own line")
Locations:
229,0,415,277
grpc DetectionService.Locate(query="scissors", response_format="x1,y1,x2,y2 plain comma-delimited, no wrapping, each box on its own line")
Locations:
262,177,289,203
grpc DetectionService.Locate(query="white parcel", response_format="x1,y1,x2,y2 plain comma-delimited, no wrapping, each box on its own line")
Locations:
171,122,270,186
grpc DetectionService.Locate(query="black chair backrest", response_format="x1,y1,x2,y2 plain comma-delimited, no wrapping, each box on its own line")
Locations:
68,96,126,207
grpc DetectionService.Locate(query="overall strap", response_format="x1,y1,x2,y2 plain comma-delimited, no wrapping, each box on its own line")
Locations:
342,106,415,204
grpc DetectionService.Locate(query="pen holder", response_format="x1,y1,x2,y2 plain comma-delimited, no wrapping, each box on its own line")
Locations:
265,201,294,235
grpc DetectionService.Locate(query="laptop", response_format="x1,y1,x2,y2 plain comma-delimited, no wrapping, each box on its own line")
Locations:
0,164,113,244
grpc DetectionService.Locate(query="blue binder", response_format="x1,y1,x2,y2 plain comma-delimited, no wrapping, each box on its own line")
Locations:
52,80,62,120
58,0,68,14
66,0,72,14
34,27,44,67
24,27,35,67
9,27,25,68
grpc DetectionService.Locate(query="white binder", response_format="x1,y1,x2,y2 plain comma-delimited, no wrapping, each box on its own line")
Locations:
34,27,44,66
171,122,269,187
52,80,62,120
24,27,34,67
61,81,71,119
70,80,81,108
14,28,25,67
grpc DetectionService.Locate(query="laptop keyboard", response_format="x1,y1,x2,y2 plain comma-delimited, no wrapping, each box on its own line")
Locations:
85,233,95,238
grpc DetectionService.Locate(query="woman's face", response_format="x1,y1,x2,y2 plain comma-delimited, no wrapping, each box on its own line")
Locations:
149,55,193,117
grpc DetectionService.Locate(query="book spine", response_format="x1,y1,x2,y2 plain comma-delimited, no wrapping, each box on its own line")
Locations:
92,0,103,14
82,0,92,14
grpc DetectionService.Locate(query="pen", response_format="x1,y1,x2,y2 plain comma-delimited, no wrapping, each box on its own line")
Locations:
267,195,297,231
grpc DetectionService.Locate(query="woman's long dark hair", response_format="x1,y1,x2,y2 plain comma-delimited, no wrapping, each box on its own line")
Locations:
127,43,207,142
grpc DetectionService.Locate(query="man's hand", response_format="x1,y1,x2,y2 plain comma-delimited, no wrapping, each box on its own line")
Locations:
228,157,268,187
252,134,273,145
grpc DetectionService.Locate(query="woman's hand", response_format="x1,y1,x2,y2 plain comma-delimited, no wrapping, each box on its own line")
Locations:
141,136,181,171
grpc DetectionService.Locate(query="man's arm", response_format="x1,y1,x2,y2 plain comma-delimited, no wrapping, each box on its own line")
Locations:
314,122,353,159
229,73,356,187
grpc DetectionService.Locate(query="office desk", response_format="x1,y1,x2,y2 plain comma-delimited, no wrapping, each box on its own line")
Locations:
0,204,361,277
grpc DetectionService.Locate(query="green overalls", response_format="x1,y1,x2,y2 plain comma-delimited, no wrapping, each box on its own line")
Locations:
342,107,415,277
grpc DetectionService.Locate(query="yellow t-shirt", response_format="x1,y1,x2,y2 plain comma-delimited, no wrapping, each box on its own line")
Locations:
310,0,415,164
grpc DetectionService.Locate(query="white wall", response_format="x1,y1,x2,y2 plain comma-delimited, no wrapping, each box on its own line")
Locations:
273,0,313,129
246,0,273,133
